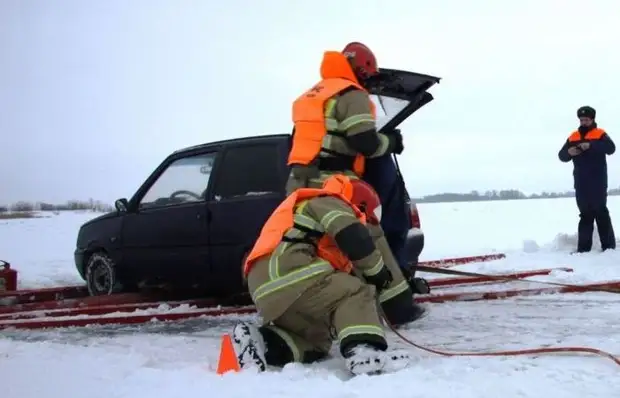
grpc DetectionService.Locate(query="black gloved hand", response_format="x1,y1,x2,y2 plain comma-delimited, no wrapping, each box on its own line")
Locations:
400,266,431,294
387,129,404,154
409,277,431,294
365,265,393,291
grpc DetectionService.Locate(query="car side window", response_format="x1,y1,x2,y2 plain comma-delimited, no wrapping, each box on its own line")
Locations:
212,144,283,200
139,152,216,209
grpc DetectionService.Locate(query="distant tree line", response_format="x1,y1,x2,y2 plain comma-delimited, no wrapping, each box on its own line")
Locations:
0,199,114,213
3,187,620,210
414,187,620,203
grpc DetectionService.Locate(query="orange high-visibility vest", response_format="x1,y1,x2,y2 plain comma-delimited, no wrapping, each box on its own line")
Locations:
288,52,377,177
568,127,606,142
243,186,366,278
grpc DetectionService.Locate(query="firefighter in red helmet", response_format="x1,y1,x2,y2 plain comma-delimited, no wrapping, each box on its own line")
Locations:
233,175,412,375
286,41,404,194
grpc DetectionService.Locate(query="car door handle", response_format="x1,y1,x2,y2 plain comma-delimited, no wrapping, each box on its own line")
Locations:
196,214,202,220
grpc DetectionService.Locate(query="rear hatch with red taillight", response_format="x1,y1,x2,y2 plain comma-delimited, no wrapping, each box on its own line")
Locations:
409,201,421,230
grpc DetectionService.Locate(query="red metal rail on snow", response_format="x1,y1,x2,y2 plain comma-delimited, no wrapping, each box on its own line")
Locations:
0,285,87,305
0,305,259,330
0,298,221,321
428,267,573,288
417,280,620,303
7,253,606,331
0,292,163,315
2,275,617,330
0,252,508,306
2,280,619,330
1,267,570,321
419,253,505,268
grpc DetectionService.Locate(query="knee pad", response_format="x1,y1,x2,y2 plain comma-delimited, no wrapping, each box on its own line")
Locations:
259,326,294,367
260,326,329,365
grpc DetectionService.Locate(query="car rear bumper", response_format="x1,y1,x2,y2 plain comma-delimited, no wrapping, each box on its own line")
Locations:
405,228,425,265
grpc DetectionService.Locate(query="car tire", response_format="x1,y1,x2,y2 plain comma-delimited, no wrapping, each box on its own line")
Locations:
84,252,125,296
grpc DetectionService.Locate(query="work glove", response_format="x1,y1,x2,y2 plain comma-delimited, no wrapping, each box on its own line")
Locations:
409,277,430,294
386,129,404,155
365,265,393,292
400,266,431,294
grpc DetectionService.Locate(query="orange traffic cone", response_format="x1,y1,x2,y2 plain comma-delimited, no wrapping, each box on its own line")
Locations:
216,334,241,375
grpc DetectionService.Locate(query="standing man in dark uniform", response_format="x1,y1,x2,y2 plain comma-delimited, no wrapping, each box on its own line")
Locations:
558,105,616,252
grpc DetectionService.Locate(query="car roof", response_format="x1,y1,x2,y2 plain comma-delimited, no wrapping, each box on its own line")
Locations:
172,133,290,155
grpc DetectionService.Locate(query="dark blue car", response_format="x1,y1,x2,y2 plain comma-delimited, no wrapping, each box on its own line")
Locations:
74,68,440,296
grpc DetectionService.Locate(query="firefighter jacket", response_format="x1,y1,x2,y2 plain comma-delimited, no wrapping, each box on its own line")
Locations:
243,183,387,322
288,50,394,184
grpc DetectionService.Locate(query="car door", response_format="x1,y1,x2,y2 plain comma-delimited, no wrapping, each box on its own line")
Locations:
206,139,289,294
120,151,218,287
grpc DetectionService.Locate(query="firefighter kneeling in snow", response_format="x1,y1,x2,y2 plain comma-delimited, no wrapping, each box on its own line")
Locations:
232,175,412,375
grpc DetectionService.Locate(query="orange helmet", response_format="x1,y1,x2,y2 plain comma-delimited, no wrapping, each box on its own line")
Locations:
342,42,378,80
350,179,382,225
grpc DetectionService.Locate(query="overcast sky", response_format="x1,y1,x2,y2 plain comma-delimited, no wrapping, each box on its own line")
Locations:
2,0,620,204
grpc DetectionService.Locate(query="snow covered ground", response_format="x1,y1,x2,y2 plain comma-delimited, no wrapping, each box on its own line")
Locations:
1,198,620,397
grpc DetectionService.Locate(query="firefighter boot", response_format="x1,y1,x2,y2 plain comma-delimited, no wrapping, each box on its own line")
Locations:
232,322,267,372
343,344,412,375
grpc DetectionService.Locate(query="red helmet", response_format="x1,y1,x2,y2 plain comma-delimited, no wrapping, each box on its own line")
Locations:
342,42,378,80
350,179,382,225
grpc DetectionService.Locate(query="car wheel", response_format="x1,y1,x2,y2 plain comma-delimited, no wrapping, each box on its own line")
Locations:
84,252,124,296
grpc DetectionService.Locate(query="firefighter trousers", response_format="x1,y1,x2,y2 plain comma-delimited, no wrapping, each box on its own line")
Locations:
259,272,387,366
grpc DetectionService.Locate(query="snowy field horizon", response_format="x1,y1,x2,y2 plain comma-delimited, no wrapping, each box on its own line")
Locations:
1,196,619,397
0,186,604,212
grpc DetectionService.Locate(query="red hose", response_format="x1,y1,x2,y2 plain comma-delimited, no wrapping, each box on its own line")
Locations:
385,315,620,367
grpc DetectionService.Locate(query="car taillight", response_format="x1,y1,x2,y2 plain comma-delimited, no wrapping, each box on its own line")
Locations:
409,204,421,229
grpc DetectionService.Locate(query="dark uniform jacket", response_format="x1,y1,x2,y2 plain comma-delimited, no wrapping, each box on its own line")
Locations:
558,123,615,206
